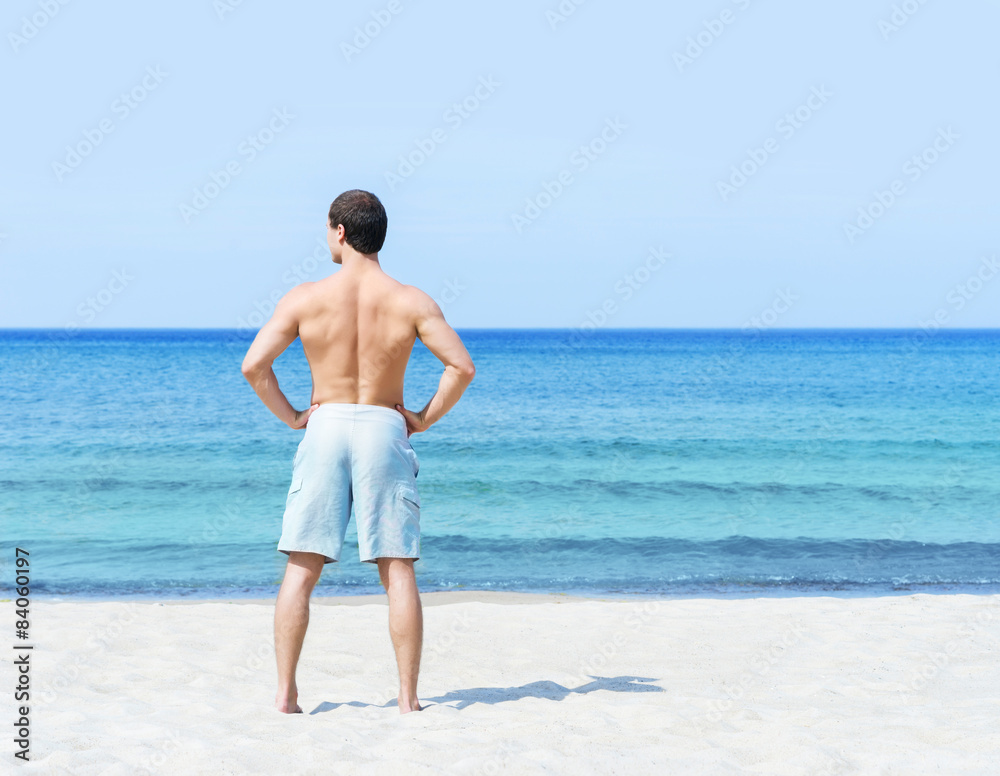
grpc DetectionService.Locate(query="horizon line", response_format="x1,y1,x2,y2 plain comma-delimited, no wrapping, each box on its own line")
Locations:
2,326,999,333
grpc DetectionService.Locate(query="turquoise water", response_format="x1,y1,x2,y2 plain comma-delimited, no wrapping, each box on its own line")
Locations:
2,328,999,597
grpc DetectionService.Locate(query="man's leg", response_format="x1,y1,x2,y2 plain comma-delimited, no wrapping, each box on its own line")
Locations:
274,551,325,713
377,558,423,713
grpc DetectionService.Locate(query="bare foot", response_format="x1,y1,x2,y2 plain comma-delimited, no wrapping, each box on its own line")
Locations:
398,696,422,714
275,689,303,714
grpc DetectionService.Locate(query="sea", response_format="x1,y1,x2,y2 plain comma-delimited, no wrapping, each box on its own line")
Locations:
2,328,999,599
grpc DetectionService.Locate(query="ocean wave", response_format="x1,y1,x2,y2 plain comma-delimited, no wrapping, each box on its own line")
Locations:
14,536,1000,598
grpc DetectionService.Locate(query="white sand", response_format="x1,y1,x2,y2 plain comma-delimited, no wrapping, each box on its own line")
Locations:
7,592,999,775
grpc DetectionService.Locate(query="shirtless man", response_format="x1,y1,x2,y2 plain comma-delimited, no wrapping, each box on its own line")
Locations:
240,189,475,715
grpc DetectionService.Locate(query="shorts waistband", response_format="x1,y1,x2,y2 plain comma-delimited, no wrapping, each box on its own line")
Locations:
311,403,405,419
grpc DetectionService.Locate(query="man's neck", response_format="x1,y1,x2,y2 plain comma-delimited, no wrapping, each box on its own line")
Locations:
340,251,382,272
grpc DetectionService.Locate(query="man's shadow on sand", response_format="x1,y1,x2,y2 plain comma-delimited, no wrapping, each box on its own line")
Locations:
310,675,662,713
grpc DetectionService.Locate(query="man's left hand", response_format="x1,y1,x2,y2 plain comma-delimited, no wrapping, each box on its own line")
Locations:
290,404,320,430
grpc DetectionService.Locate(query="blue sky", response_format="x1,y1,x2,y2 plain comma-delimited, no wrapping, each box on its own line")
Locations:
2,0,998,328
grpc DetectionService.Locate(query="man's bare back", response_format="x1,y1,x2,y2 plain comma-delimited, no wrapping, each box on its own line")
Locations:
241,213,474,435
297,267,423,409
241,189,474,716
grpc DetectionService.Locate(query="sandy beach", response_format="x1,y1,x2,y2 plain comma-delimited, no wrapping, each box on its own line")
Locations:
8,592,999,775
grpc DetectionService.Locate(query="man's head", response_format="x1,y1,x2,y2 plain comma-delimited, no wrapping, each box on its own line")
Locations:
327,189,388,263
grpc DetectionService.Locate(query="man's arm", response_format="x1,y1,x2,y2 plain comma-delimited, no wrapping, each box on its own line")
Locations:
395,291,475,436
240,287,318,429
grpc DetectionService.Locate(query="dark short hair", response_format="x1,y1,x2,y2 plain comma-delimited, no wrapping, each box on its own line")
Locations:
328,190,387,254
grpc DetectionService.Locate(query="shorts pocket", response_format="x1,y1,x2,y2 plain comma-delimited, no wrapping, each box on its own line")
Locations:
397,483,420,510
283,476,304,516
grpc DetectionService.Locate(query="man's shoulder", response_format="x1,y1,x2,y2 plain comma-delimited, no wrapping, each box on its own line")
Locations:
280,281,318,307
394,280,430,300
377,273,430,305
392,281,440,318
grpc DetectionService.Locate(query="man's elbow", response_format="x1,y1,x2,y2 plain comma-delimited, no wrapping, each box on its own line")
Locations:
241,358,265,381
458,360,476,383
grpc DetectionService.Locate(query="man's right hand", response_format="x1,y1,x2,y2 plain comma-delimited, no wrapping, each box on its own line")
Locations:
395,404,428,438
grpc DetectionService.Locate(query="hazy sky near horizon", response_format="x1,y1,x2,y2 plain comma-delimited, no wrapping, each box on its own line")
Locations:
2,0,998,329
